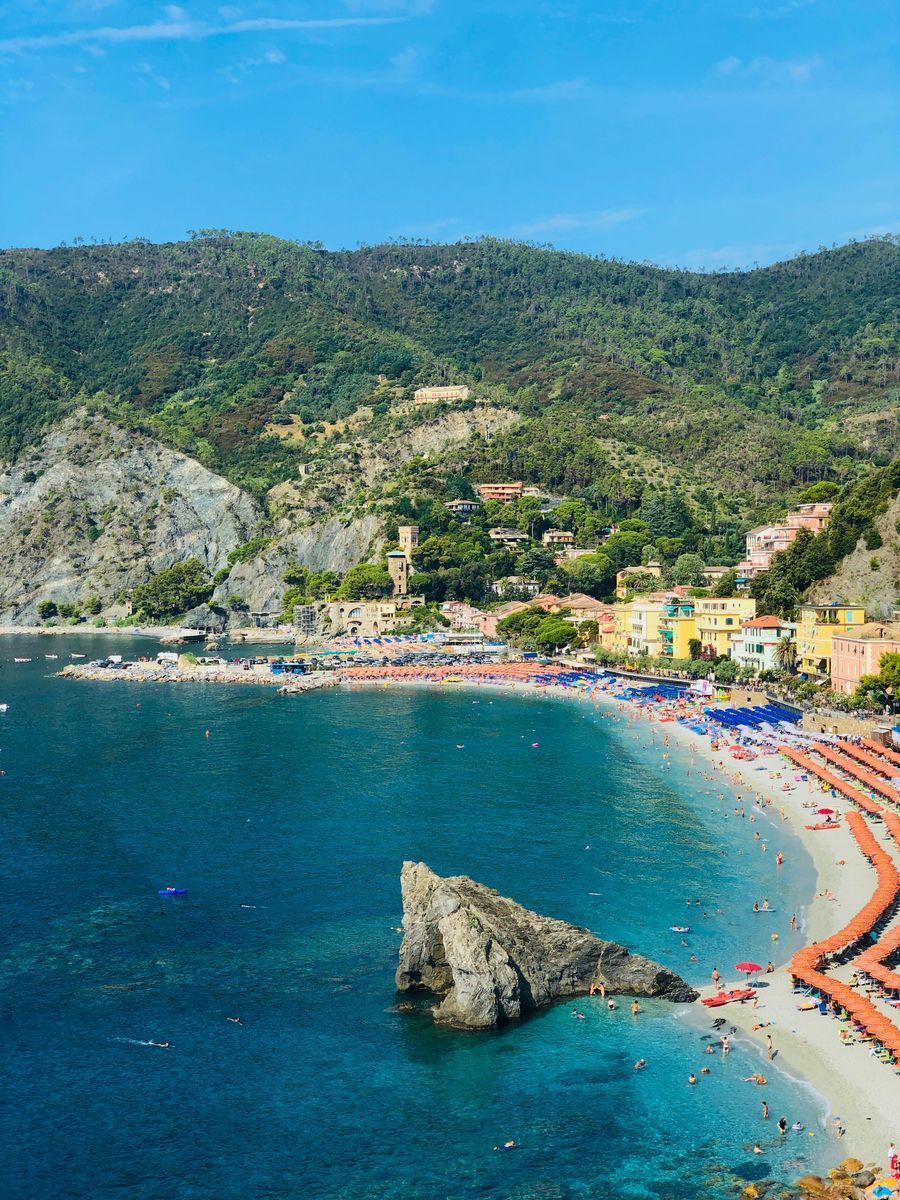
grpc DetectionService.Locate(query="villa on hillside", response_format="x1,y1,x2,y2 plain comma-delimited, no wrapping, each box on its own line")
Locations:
541,528,575,547
414,385,471,404
477,482,523,501
736,502,833,584
491,576,540,597
488,526,530,548
830,622,900,694
444,498,481,515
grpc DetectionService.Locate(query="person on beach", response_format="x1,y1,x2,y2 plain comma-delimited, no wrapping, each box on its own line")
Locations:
711,966,721,987
721,1035,730,1055
765,1034,774,1061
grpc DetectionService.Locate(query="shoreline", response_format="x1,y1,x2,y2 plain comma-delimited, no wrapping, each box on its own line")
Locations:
51,659,897,1167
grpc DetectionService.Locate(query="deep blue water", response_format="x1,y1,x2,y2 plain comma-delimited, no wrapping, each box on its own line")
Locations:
0,636,830,1199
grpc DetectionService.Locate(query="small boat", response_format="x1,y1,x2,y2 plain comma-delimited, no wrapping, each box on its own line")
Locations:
670,925,690,933
0,703,8,712
13,657,31,663
701,988,757,1008
70,653,86,659
44,654,58,659
158,887,188,896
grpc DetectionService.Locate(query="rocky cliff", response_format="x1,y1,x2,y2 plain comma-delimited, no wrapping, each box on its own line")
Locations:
0,410,263,621
395,861,698,1029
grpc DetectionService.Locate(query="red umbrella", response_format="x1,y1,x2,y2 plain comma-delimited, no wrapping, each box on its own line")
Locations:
735,961,762,975
817,807,835,815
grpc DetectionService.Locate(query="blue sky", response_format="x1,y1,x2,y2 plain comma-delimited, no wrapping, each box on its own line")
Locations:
0,0,896,267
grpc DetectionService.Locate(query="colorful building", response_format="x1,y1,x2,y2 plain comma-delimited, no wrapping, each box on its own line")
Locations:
830,622,900,694
737,502,833,582
444,498,481,515
796,604,866,679
730,616,795,673
477,482,523,502
693,597,757,657
658,598,698,659
414,385,471,404
541,528,575,547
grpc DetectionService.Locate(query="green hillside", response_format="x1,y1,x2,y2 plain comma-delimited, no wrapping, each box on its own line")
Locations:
1,231,898,514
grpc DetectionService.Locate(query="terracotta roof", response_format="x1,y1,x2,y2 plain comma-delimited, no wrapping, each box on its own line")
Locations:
832,622,900,642
742,616,789,629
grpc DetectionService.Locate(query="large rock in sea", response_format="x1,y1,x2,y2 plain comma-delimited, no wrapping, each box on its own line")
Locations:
395,862,699,1028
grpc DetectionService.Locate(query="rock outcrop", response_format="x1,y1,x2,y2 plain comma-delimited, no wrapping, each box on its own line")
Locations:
395,862,698,1028
0,410,262,621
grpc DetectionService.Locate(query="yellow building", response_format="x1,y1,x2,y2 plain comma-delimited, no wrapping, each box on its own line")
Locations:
694,597,757,657
796,604,866,678
658,600,698,658
610,598,666,658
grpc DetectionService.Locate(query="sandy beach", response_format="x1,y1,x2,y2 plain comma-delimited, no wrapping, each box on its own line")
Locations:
571,682,899,1168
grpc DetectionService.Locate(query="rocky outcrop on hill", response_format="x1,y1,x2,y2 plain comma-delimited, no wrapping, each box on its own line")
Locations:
806,490,900,618
0,410,262,621
395,862,698,1028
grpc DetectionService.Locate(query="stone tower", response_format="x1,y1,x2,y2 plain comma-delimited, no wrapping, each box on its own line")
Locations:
387,551,411,597
398,525,419,557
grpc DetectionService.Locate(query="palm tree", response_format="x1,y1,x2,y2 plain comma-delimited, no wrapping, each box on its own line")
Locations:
774,635,797,674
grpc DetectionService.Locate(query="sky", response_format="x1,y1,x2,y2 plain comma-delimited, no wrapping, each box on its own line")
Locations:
0,0,897,268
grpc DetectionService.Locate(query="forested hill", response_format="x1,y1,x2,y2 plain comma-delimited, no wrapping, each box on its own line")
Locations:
0,232,898,508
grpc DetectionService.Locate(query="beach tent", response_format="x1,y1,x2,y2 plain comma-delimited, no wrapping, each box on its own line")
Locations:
690,679,715,696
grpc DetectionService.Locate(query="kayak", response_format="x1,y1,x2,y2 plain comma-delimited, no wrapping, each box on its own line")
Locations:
701,988,757,1008
158,888,187,896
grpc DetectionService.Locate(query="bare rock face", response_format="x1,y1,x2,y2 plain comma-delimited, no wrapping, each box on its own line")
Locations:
395,861,698,1029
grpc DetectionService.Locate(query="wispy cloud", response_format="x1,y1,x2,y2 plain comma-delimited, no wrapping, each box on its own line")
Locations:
673,240,805,271
714,54,822,84
0,13,403,55
506,208,643,238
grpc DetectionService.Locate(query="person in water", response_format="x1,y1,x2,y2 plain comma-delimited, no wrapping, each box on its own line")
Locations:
631,1000,641,1016
777,1117,787,1134
762,1101,769,1119
634,1058,646,1071
688,1073,697,1085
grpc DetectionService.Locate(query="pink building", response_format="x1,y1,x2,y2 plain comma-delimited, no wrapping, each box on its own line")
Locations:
737,503,833,581
830,623,900,694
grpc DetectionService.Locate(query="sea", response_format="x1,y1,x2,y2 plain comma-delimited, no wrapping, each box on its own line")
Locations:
0,635,832,1200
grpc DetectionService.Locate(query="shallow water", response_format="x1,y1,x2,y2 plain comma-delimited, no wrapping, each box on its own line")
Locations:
0,637,829,1198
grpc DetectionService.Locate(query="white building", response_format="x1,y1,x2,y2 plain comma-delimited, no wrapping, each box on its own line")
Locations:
730,616,795,673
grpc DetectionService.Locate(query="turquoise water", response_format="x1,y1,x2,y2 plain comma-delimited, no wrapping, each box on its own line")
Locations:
0,637,831,1199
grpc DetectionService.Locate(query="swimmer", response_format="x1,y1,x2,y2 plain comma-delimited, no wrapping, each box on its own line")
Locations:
634,1058,646,1071
777,1117,788,1134
607,998,617,1010
226,1017,242,1025
631,1000,641,1016
721,1035,730,1055
753,1144,764,1155
790,913,798,931
762,1101,769,1120
493,1140,518,1151
688,1073,697,1086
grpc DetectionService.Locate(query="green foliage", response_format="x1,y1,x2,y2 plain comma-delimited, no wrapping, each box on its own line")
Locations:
84,594,102,615
37,599,57,620
751,461,900,616
496,605,577,651
712,570,739,597
227,536,273,567
132,558,213,620
671,552,706,586
337,563,393,600
559,553,615,598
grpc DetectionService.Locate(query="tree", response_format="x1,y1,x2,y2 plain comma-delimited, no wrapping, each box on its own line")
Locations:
774,636,797,673
84,594,102,615
132,558,213,620
688,637,702,660
517,547,557,580
283,561,309,587
712,570,738,597
877,651,900,692
561,553,615,599
338,563,393,600
533,616,577,653
671,553,706,586
714,658,738,683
